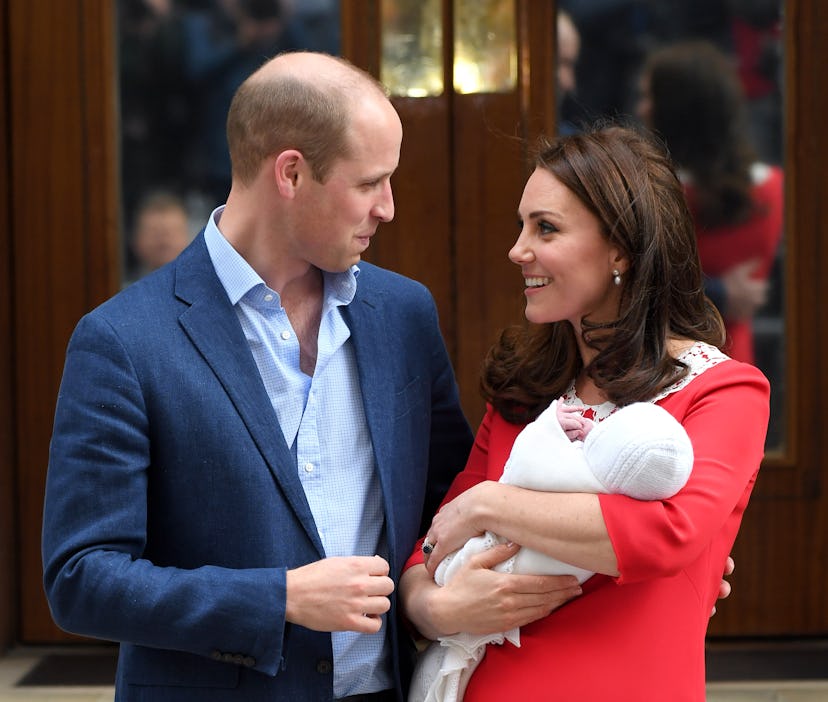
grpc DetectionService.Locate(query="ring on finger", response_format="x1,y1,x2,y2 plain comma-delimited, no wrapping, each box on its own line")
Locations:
422,536,435,555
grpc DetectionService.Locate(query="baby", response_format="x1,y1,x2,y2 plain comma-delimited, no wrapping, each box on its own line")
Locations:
410,399,694,702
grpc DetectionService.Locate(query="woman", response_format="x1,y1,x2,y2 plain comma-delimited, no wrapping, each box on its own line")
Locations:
400,125,769,701
637,40,784,365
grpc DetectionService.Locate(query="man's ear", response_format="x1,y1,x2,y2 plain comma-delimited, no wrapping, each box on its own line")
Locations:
274,150,304,197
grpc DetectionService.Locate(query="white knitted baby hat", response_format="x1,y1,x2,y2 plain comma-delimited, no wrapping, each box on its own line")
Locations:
582,402,694,500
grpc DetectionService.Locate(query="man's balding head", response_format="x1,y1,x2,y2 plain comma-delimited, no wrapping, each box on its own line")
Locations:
227,51,391,185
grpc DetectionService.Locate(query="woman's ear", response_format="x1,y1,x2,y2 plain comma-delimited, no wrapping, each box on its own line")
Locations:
274,150,304,197
611,249,630,276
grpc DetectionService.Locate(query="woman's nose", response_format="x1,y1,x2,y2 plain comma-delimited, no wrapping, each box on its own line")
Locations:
508,232,533,264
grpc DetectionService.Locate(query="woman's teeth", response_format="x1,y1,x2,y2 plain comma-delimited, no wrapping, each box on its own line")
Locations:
525,277,550,288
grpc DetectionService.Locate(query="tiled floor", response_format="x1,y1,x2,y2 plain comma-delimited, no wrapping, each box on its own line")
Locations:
1,647,828,701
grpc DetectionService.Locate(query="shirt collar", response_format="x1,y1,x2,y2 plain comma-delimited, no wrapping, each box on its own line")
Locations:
204,205,359,308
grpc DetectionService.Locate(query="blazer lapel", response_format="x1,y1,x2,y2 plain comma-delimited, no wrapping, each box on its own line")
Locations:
173,237,325,557
341,289,399,564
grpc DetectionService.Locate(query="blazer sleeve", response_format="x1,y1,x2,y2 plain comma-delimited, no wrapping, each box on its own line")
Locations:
42,312,287,676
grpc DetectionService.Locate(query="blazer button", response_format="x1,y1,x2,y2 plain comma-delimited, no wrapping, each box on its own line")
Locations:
222,653,235,664
316,659,333,674
210,650,223,662
242,656,256,668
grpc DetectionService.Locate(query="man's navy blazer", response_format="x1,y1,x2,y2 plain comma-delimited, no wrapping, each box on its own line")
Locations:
42,234,473,701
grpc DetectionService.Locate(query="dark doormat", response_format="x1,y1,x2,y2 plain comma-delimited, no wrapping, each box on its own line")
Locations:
706,639,828,681
16,653,117,686
12,641,828,686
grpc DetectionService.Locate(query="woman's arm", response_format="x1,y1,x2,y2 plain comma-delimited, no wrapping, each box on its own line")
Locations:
423,363,768,587
423,484,619,579
601,363,769,584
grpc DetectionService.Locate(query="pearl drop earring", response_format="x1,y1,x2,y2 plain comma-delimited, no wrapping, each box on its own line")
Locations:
612,269,622,286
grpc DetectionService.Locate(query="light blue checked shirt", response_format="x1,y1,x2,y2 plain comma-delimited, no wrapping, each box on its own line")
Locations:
204,207,392,697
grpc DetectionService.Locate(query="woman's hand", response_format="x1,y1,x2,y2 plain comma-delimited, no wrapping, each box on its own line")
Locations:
401,543,583,640
422,481,497,577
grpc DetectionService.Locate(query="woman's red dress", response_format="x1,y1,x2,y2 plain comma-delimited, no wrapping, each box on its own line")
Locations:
407,349,769,701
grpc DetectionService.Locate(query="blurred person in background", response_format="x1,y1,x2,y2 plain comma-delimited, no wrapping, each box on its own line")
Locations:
637,39,783,365
128,191,193,283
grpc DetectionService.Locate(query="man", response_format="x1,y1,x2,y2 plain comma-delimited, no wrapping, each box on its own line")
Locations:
46,51,465,701
42,52,577,701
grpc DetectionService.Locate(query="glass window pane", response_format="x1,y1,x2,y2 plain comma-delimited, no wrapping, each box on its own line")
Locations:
116,0,341,285
453,0,516,94
380,0,444,97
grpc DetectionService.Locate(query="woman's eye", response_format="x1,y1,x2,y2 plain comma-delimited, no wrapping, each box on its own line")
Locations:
539,221,558,235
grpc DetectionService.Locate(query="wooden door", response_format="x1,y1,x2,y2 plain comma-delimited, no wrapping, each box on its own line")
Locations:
343,0,556,423
707,0,828,637
6,0,120,642
4,0,828,645
0,0,15,654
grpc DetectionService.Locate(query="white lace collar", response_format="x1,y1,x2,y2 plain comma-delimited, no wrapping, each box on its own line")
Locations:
560,342,729,422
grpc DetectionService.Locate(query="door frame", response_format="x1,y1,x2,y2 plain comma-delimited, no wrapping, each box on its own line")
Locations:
1,0,825,645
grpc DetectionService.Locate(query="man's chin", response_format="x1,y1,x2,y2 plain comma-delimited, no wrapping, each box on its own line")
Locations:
318,257,360,274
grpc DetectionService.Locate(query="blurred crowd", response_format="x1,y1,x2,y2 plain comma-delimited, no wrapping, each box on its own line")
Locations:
118,0,340,282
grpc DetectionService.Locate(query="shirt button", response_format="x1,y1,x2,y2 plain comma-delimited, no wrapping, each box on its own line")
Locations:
280,330,290,340
264,294,273,302
303,462,314,473
317,659,333,674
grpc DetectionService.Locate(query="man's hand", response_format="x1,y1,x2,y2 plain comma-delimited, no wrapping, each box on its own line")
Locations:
711,556,735,616
285,555,393,633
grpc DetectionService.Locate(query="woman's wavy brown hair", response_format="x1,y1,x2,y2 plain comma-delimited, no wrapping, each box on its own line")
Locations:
644,40,758,228
481,124,725,424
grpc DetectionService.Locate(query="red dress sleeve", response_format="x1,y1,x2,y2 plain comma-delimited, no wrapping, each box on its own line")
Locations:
601,359,770,584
